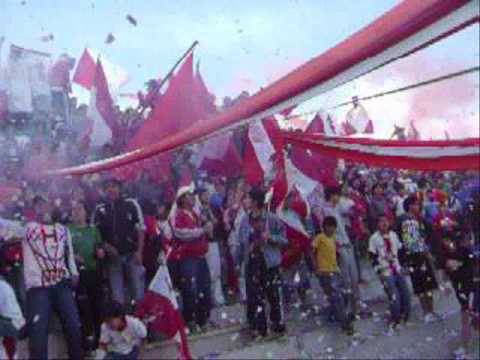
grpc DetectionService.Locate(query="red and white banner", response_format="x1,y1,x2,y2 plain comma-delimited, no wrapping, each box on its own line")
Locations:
49,0,479,176
243,117,283,185
283,133,480,171
87,60,119,147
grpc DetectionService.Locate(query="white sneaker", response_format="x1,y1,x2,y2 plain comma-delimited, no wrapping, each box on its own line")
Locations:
424,313,435,323
453,346,466,359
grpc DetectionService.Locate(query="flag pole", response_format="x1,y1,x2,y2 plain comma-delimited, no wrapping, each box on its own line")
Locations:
136,40,199,117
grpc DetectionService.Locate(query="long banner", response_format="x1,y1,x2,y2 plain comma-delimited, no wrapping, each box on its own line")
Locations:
48,0,479,176
283,133,480,171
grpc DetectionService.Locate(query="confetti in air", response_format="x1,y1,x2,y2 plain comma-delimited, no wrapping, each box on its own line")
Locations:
105,33,115,44
126,14,137,26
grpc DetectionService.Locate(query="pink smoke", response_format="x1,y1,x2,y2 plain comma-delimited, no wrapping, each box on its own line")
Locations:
223,57,304,99
367,53,479,139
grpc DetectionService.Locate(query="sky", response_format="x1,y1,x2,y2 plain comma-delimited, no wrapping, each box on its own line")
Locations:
1,0,479,139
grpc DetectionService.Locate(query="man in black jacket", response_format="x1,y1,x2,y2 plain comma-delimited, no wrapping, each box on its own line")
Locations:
93,179,145,307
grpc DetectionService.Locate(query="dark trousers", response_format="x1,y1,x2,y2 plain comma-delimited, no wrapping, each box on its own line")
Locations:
76,270,102,348
318,272,350,328
105,346,139,360
245,251,284,337
178,257,212,327
26,281,84,360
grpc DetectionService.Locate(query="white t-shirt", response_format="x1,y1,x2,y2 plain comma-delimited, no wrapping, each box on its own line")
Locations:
23,222,78,290
99,316,147,355
0,278,25,359
368,231,403,277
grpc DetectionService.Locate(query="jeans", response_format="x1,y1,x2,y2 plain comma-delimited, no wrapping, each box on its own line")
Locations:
318,273,350,328
206,242,225,306
382,274,412,324
337,245,360,314
104,346,139,360
26,281,84,360
178,257,212,327
107,253,145,306
245,251,285,336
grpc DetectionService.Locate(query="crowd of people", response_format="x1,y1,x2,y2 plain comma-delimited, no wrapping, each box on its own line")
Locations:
0,59,479,360
0,153,479,359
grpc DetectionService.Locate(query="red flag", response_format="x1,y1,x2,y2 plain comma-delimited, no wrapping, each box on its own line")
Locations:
305,113,325,134
72,49,96,90
194,62,216,116
128,53,198,150
279,105,296,117
123,53,198,183
195,133,242,177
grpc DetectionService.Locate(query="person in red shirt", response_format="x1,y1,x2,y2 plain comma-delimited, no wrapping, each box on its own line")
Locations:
170,187,212,334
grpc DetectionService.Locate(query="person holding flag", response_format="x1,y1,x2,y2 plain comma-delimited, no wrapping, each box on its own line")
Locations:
237,188,288,339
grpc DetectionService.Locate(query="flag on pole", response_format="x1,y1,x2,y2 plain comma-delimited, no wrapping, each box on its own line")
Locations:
87,59,118,147
243,117,282,185
135,254,191,360
73,48,129,95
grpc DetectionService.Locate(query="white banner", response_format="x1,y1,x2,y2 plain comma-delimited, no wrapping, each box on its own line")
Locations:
7,45,52,112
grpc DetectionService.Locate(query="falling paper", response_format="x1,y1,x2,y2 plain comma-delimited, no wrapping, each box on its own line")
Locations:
105,33,115,44
126,14,137,26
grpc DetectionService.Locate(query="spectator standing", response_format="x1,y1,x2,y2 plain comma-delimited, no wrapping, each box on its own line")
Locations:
396,196,440,323
0,261,25,360
92,179,145,308
368,183,393,233
312,216,355,335
321,187,360,317
438,229,476,355
69,200,104,352
198,189,225,307
170,187,212,333
23,195,83,360
368,215,411,331
237,188,288,339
